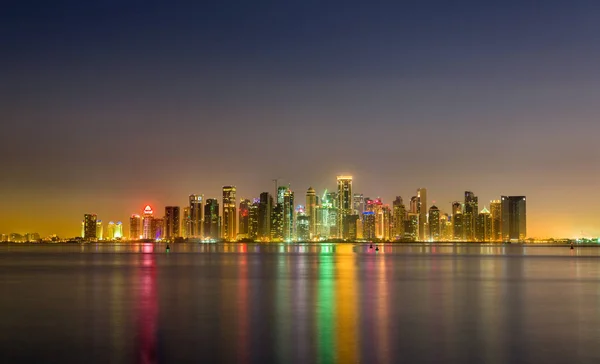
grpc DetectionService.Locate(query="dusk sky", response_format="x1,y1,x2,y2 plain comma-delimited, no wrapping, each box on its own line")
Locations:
1,0,600,238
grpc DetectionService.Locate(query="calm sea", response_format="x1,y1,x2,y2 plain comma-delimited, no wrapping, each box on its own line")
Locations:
1,243,599,363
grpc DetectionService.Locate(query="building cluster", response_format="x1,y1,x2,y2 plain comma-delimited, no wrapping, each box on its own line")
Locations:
81,176,527,243
0,233,41,243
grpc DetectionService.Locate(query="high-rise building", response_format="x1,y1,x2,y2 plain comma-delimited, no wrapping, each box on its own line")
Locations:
142,205,154,239
204,199,220,240
490,200,502,242
182,207,191,238
501,196,527,241
428,206,440,241
189,194,204,238
239,199,251,239
306,187,317,239
440,214,452,241
96,220,103,240
222,186,237,241
296,212,310,241
337,176,353,239
151,218,164,240
392,196,405,240
114,221,123,239
382,205,392,241
404,213,419,241
248,198,259,240
83,214,97,241
417,188,427,241
476,207,492,241
258,193,273,241
464,191,479,241
129,214,141,240
362,211,376,240
410,196,418,214
271,203,284,241
164,206,181,240
453,212,464,241
353,193,365,215
283,188,294,241
107,221,115,240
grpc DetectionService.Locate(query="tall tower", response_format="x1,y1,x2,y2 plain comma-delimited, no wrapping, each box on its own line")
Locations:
204,199,220,240
417,188,427,241
164,206,181,240
428,206,440,241
258,192,273,241
464,191,479,241
501,196,527,241
239,198,251,239
336,175,353,239
392,196,405,240
490,200,502,242
476,207,492,241
248,198,259,240
189,194,204,238
182,207,191,238
142,205,154,239
83,214,97,241
129,214,141,240
115,221,123,239
222,186,237,241
306,187,317,239
96,220,103,241
283,188,294,241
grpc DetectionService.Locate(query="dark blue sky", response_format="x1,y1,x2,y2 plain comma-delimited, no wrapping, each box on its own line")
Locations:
1,0,600,237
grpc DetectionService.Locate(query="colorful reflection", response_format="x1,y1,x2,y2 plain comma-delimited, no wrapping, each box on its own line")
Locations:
136,252,158,364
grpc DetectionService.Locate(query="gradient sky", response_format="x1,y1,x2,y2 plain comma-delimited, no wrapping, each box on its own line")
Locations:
1,0,600,238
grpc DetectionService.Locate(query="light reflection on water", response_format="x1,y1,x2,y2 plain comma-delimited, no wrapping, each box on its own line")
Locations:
0,243,599,363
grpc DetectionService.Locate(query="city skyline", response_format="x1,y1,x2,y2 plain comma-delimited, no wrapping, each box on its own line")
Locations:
2,1,600,239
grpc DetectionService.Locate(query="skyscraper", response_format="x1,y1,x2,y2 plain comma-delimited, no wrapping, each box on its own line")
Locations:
283,188,294,241
151,218,164,240
239,199,251,239
428,206,440,241
296,211,310,241
96,220,103,240
115,221,123,239
107,221,115,240
464,191,479,241
490,200,502,242
248,198,259,240
337,176,353,239
189,194,204,238
258,192,272,241
476,207,492,241
164,206,181,240
129,214,141,240
353,193,365,215
306,187,317,239
222,186,237,241
417,188,427,241
405,213,419,241
362,211,376,240
271,202,283,241
392,196,405,240
83,214,97,241
453,212,464,241
204,199,220,240
182,207,191,238
501,196,527,241
142,205,154,240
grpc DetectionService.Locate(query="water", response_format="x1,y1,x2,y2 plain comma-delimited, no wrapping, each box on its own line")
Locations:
1,243,600,363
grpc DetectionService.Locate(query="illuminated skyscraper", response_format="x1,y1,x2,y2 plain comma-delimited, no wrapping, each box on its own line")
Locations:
248,199,259,240
283,188,294,241
115,221,123,239
189,194,204,238
258,192,272,241
382,205,392,241
476,207,492,241
362,211,376,240
392,196,405,240
204,199,220,240
501,196,527,241
96,220,103,240
428,206,440,241
107,221,115,240
129,214,141,240
182,207,191,238
296,210,310,241
337,176,353,239
83,214,97,241
410,196,418,214
239,199,251,239
405,213,419,241
142,205,154,239
440,214,452,241
222,186,237,241
164,206,181,239
353,193,365,215
151,218,164,240
316,190,337,239
271,203,283,241
490,200,502,242
453,212,464,241
464,191,479,241
417,188,427,241
306,187,317,238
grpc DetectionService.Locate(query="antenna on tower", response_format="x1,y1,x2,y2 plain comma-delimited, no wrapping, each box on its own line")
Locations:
272,178,280,197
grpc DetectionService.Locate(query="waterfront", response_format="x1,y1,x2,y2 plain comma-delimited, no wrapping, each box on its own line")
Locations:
1,243,600,363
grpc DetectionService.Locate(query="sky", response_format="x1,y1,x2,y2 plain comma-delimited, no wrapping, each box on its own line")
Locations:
1,0,600,238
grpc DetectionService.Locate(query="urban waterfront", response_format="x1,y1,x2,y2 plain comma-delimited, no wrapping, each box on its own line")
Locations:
1,243,600,363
